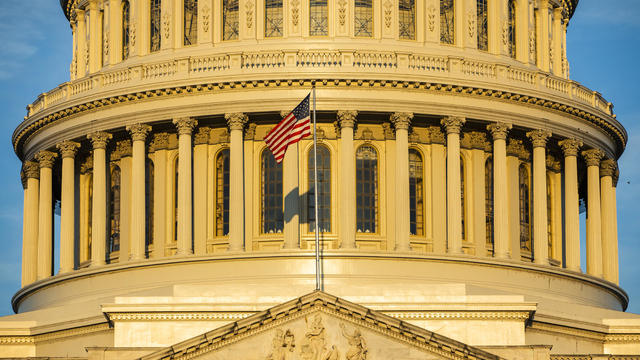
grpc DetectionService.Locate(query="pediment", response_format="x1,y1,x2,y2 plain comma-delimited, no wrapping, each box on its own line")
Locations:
140,291,501,360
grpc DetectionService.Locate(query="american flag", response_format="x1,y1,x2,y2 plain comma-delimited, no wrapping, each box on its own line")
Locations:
264,94,311,163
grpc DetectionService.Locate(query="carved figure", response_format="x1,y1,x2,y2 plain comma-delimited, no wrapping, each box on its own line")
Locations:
266,329,295,360
301,315,339,360
340,323,367,360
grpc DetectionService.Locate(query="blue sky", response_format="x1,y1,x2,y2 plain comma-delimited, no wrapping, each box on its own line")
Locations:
0,0,638,316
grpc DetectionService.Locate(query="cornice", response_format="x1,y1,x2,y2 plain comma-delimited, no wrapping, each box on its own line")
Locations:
13,77,625,160
0,322,109,345
383,311,532,321
106,312,253,322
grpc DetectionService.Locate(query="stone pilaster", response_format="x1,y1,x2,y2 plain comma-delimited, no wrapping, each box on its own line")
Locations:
87,131,113,266
35,150,58,279
582,148,605,277
390,112,413,252
226,113,248,251
526,129,552,265
56,141,81,273
173,118,197,255
337,110,358,249
441,116,465,254
558,138,582,271
127,124,152,260
487,123,511,259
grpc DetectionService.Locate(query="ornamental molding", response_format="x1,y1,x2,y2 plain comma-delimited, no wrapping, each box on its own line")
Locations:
605,334,640,343
87,131,113,150
337,110,358,129
115,140,133,158
202,5,211,33
163,13,172,39
507,139,529,160
126,123,152,142
382,122,395,140
383,311,532,321
106,312,253,322
467,10,476,40
291,0,300,27
152,132,170,150
441,116,465,135
225,112,248,131
173,117,198,135
427,5,436,32
529,321,605,342
428,126,445,145
526,129,552,148
390,112,413,131
13,78,624,160
600,159,617,178
56,140,81,158
35,150,58,168
383,0,392,28
23,161,40,179
486,122,511,141
546,154,561,172
0,322,110,345
245,1,255,29
558,138,583,157
461,131,488,150
582,148,605,167
194,127,211,145
338,0,347,27
244,123,257,140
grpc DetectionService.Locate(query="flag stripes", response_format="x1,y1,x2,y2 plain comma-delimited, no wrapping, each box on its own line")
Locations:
264,94,311,163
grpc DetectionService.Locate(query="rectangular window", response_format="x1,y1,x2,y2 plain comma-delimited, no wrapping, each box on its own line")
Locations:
223,0,239,40
398,0,415,40
150,0,162,52
308,146,331,233
354,0,372,37
265,0,283,37
309,0,328,36
477,0,488,51
184,0,198,45
440,0,454,44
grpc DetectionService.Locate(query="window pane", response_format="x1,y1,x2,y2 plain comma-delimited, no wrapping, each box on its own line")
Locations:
308,146,331,233
354,0,372,37
460,157,465,240
477,0,488,51
440,0,454,44
310,0,328,36
265,0,283,37
409,149,424,236
223,0,240,40
216,149,231,236
399,0,415,40
150,0,162,52
184,0,198,45
146,160,154,246
110,167,121,253
508,0,516,58
122,0,130,59
519,165,531,252
262,151,284,233
485,158,493,248
356,145,378,233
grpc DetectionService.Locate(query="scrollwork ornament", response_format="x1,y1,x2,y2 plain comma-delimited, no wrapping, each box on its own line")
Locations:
486,122,512,141
526,129,552,148
87,131,113,150
23,161,40,179
202,5,211,33
291,0,300,26
115,140,133,158
153,132,170,150
506,139,527,159
35,150,58,169
194,127,211,145
337,110,358,129
600,159,617,178
467,10,476,40
173,117,198,135
163,13,171,39
245,1,255,29
382,122,395,140
127,123,152,142
244,123,257,140
338,0,347,26
428,126,445,145
441,116,466,135
558,138,583,157
427,5,436,32
546,154,561,172
390,112,413,131
225,113,248,131
56,140,81,159
467,131,488,150
581,148,605,167
383,0,393,28
130,22,137,46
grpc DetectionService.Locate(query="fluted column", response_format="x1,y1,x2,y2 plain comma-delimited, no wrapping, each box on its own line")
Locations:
527,129,552,265
506,140,525,260
612,173,620,282
391,112,413,251
429,127,447,254
338,111,358,249
582,148,604,277
127,124,152,260
56,141,81,273
600,159,618,283
226,113,247,251
193,127,211,255
559,138,582,271
75,8,87,78
537,0,551,72
487,123,512,259
21,162,40,286
152,133,169,258
442,116,465,254
115,141,132,261
88,131,112,266
551,7,563,76
88,0,102,72
173,118,197,255
35,151,58,279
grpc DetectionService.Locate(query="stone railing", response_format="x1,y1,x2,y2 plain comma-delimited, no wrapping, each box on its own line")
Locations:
25,49,615,119
551,356,640,360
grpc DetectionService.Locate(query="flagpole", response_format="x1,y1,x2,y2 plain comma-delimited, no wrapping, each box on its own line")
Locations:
312,85,322,291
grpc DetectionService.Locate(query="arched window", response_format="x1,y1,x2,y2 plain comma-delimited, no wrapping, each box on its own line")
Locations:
519,164,531,253
216,149,230,236
485,158,494,248
88,173,94,257
308,145,331,233
174,156,179,241
146,159,154,247
122,0,130,59
109,166,121,253
399,0,415,40
507,0,516,58
440,0,455,44
354,0,372,37
265,0,283,37
460,156,465,240
409,149,424,236
184,0,198,45
310,0,328,36
150,0,162,52
262,151,284,233
356,145,378,233
476,0,488,51
547,174,553,257
223,0,240,40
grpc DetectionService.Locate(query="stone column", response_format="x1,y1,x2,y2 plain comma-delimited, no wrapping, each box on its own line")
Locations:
115,141,132,262
35,151,58,279
226,113,247,251
390,112,413,251
193,127,210,255
487,123,511,259
70,20,78,80
244,124,257,252
126,124,152,260
88,131,113,266
429,127,447,254
526,129,551,265
338,111,358,249
506,140,526,260
76,8,87,78
56,141,81,273
441,116,465,254
152,133,170,258
612,172,620,283
582,148,604,277
551,7,563,76
600,159,618,283
468,132,488,256
173,117,197,255
515,0,529,63
559,138,582,271
88,0,102,72
21,162,40,286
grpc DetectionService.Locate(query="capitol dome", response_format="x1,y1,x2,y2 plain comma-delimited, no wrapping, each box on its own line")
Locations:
1,0,639,358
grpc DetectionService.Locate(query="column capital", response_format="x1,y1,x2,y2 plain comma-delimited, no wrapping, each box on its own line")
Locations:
152,132,170,150
441,116,466,135
115,140,133,158
35,151,58,169
173,117,198,135
526,129,552,148
558,138,583,157
582,148,605,167
23,161,40,179
427,126,446,145
87,131,113,149
225,113,248,132
127,123,153,142
56,140,81,159
463,132,489,150
600,159,617,178
75,8,85,17
194,127,211,145
546,154,561,172
390,112,413,130
506,139,529,160
337,110,358,129
244,123,257,140
486,122,512,141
